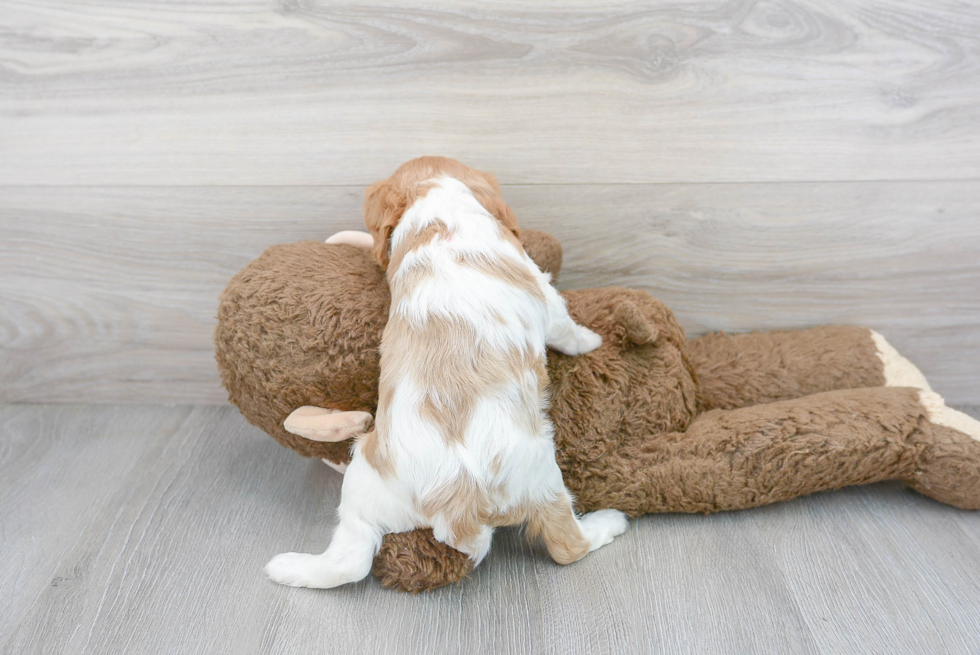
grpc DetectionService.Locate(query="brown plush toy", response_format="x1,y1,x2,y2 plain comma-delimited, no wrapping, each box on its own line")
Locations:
215,229,980,593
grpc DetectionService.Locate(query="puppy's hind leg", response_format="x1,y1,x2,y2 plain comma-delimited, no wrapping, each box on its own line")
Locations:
266,451,410,589
266,512,380,589
527,490,628,565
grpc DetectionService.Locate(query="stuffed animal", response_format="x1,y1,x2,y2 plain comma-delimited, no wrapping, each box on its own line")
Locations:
215,229,980,592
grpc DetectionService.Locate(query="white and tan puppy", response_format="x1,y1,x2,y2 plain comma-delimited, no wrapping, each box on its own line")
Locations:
266,157,628,588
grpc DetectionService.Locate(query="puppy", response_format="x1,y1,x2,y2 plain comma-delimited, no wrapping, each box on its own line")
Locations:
266,157,628,588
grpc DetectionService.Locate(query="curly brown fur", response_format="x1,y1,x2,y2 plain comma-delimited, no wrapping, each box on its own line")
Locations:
371,529,474,593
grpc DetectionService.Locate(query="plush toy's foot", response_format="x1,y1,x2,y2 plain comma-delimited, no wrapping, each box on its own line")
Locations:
919,391,980,441
871,331,932,391
909,391,980,510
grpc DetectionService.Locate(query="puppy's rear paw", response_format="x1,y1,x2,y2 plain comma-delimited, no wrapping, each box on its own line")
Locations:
265,552,321,588
579,509,629,552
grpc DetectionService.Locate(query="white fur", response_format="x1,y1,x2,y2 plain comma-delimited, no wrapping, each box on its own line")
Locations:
266,177,626,588
871,330,932,391
919,391,980,442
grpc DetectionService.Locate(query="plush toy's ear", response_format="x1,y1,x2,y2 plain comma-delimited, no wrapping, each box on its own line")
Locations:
520,230,563,279
283,407,374,442
325,231,374,249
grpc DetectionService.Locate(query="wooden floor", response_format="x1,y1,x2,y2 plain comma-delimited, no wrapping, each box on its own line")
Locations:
2,403,980,655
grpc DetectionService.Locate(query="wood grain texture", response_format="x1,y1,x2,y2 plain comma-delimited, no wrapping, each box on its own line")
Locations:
2,0,980,185
0,405,196,641
2,404,979,654
1,181,977,405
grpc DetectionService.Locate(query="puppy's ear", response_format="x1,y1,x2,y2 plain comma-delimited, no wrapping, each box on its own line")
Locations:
364,180,405,269
471,172,521,241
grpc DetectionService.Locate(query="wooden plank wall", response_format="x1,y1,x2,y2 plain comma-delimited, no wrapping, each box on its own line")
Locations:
1,0,978,404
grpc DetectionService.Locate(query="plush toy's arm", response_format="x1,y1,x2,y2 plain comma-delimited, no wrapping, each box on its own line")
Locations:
687,326,930,411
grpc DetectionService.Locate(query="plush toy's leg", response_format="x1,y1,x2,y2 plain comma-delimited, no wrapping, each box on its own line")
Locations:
869,331,931,390
566,386,980,516
688,326,930,411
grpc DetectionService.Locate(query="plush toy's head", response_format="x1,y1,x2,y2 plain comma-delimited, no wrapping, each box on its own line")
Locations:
214,231,564,464
363,156,521,269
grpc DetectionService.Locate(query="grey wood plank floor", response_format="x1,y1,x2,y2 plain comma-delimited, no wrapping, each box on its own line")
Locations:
3,404,980,654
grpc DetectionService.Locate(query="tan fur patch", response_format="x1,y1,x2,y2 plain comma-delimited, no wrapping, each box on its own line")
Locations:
358,429,394,479
389,260,435,298
420,474,583,555
388,219,456,276
455,252,544,302
379,314,546,447
525,498,591,565
419,471,495,549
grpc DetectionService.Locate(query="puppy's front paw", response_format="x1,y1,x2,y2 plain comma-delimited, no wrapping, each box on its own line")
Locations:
572,326,603,355
265,552,320,588
579,509,629,552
